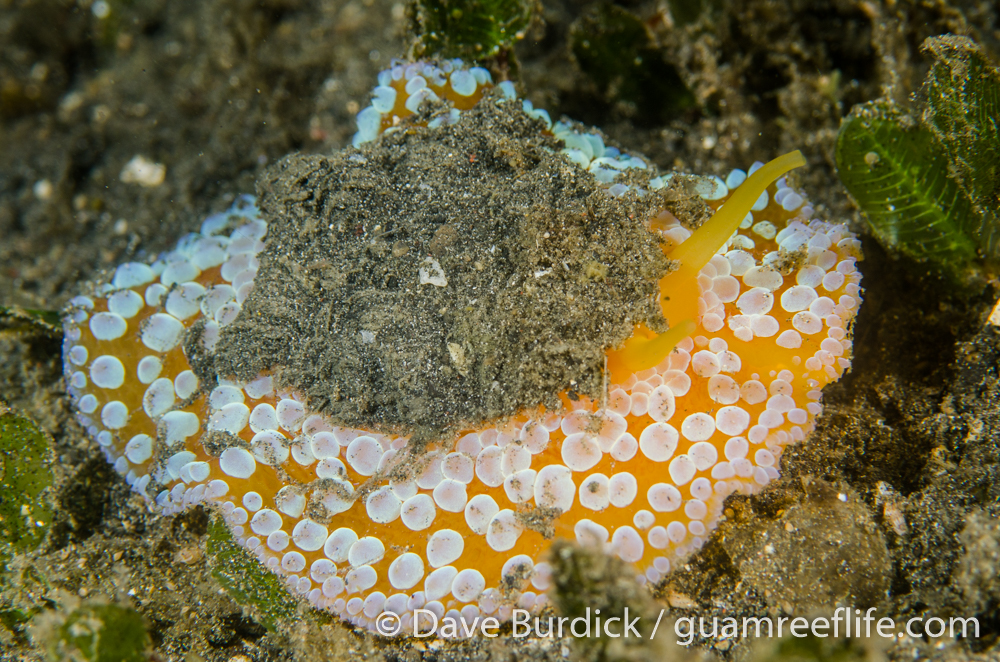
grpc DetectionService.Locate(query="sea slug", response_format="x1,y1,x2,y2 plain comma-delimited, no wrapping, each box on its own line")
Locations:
62,59,862,635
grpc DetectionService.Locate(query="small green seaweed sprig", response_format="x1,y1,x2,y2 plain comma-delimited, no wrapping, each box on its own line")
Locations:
0,406,54,558
407,0,537,61
0,406,55,637
206,516,301,630
32,600,151,662
836,35,1000,279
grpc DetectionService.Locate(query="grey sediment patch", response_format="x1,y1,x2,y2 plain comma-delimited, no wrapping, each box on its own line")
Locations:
198,430,249,456
213,93,677,443
180,318,219,394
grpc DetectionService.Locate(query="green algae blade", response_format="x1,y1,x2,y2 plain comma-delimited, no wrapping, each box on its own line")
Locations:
408,0,537,60
0,305,62,335
44,603,150,662
0,605,33,633
837,100,979,264
0,407,55,556
206,515,299,630
921,35,1000,259
836,35,1000,276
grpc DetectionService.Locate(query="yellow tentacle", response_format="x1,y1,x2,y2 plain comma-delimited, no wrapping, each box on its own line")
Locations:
606,150,807,382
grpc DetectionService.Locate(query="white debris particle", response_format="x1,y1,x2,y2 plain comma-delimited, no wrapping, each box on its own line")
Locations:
120,156,166,187
447,342,469,376
988,298,1000,326
418,258,448,287
33,180,53,200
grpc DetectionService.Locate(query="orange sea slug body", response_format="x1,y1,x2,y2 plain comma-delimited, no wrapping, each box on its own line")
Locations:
63,59,862,635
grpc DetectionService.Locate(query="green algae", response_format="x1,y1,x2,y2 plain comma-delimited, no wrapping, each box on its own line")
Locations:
837,102,978,265
32,601,150,662
921,36,1000,258
569,4,696,126
53,604,148,662
836,35,1000,278
0,407,54,644
407,0,536,60
665,0,707,27
0,406,54,556
0,559,49,643
205,515,300,630
0,306,62,336
0,604,33,635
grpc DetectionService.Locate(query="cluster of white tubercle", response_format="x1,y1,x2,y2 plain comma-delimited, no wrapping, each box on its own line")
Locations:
63,196,262,488
351,59,661,199
61,61,861,637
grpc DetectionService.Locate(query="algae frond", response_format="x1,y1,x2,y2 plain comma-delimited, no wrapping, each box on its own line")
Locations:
836,35,1000,279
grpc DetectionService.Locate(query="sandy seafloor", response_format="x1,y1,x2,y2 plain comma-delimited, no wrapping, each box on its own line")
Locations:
2,0,1000,660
